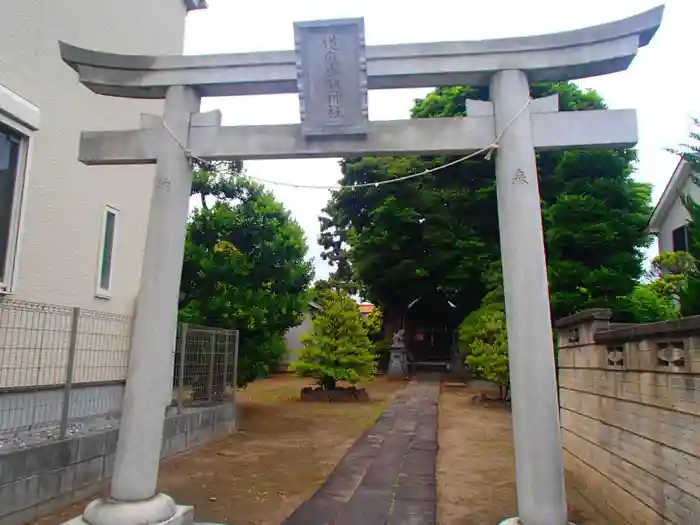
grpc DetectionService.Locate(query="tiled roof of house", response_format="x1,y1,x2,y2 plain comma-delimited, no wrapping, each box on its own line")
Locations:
358,303,375,315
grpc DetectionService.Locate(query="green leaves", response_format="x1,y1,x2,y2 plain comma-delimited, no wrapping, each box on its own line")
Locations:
320,82,652,321
290,291,376,389
617,285,680,324
459,283,509,396
180,164,313,387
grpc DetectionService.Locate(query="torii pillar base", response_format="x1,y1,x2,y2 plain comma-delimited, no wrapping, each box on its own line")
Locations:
500,518,574,525
62,495,193,525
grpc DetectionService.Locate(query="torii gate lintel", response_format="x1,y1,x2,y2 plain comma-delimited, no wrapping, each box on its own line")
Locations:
79,102,638,165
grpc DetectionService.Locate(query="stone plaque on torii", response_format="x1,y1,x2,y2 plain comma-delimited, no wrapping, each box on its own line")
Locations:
59,6,664,525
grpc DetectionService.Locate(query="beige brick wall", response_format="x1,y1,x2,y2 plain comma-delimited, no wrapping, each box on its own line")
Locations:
556,311,700,525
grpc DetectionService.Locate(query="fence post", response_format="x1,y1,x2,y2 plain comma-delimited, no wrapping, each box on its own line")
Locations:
59,307,80,439
177,323,188,415
222,332,230,399
232,330,240,403
208,331,216,402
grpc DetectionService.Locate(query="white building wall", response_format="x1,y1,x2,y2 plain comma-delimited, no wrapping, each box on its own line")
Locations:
0,0,189,315
283,312,313,365
658,176,700,254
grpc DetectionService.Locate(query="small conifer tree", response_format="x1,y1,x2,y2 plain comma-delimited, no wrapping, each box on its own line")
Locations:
291,291,376,390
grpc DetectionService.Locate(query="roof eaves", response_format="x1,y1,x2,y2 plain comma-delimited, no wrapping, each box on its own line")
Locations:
184,0,208,11
647,157,690,233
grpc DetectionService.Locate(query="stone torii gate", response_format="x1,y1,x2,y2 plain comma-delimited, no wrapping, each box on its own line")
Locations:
60,6,663,525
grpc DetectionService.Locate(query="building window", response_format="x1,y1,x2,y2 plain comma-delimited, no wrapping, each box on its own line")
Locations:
0,122,27,290
672,225,690,252
97,206,118,297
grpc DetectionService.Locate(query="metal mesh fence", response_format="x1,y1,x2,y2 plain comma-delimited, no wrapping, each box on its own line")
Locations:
0,299,130,443
0,299,239,448
171,323,239,413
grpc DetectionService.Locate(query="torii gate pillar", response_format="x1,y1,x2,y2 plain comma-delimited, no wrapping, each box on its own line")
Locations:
82,86,202,525
59,6,663,525
492,70,568,524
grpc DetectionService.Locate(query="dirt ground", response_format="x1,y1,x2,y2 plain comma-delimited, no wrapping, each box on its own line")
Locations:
437,381,610,525
34,375,407,525
36,376,611,525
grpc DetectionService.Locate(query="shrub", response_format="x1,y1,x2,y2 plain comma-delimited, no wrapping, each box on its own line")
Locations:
290,291,376,390
459,286,510,399
616,284,680,324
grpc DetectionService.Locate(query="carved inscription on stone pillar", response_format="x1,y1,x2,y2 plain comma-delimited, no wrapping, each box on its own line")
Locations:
294,18,368,137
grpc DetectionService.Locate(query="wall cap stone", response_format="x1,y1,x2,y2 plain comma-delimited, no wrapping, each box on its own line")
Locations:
555,308,612,330
595,314,700,344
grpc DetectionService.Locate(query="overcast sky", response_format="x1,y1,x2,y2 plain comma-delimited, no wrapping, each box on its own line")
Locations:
183,0,699,280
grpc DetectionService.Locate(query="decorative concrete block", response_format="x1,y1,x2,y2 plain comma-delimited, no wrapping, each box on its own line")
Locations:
175,414,189,434
0,449,29,485
70,481,102,505
0,478,22,514
186,413,202,433
37,470,62,502
76,433,106,463
0,405,237,525
167,434,187,457
163,417,178,439
0,476,40,515
199,410,214,429
74,458,103,490
102,454,115,481
104,430,119,455
25,440,76,478
0,505,37,525
60,465,76,494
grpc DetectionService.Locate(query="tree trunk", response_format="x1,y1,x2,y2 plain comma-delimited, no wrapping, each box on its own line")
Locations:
321,377,336,390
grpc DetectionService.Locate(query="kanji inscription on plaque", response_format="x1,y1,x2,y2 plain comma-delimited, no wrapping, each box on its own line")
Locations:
294,18,368,136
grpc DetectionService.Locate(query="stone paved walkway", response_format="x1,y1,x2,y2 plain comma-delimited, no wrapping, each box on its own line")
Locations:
281,375,440,525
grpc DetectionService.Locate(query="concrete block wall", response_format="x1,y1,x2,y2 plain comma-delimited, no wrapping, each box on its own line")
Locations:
0,403,236,525
0,383,124,434
556,310,700,525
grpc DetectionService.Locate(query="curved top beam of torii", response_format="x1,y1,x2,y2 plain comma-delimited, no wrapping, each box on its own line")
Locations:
59,5,663,99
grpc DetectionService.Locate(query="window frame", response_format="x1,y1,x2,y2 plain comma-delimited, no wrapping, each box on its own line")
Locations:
0,114,30,293
671,225,690,253
96,205,119,299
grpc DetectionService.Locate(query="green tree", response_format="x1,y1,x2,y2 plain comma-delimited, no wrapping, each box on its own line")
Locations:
617,284,679,324
180,162,313,386
318,200,362,296
574,250,684,322
362,307,383,338
320,83,652,322
459,272,509,399
646,251,695,303
290,291,376,390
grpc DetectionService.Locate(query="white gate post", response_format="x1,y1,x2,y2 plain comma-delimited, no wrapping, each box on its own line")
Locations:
81,85,201,525
491,70,569,525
